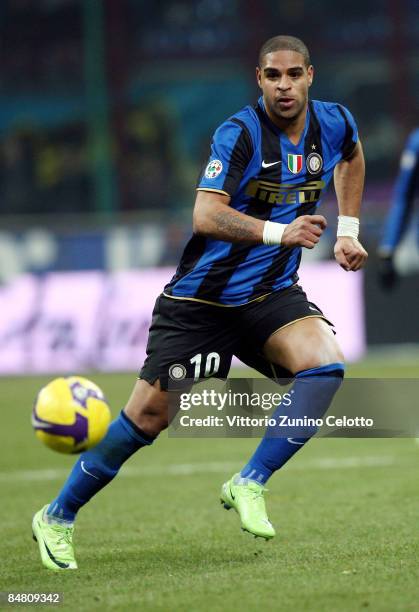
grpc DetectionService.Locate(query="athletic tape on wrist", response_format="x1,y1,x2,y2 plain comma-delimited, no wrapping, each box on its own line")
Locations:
263,220,288,246
337,215,359,240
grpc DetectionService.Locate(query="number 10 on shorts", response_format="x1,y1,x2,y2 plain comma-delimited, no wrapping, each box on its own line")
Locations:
190,353,220,381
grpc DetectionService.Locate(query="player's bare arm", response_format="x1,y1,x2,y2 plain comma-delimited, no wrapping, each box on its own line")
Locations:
194,189,327,248
333,140,368,271
193,190,263,243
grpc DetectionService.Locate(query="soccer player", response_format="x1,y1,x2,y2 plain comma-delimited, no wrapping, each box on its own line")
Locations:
378,128,419,288
32,35,367,570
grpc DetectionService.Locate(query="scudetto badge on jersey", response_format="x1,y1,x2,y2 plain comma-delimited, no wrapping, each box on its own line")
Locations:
287,154,303,174
205,159,223,179
306,152,323,174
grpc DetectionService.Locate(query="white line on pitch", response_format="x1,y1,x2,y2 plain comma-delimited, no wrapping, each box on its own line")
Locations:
0,455,396,484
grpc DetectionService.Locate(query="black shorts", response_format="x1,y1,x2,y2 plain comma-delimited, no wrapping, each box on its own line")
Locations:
139,284,332,390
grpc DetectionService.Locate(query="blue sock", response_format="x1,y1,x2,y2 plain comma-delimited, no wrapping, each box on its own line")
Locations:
240,363,344,485
47,411,155,522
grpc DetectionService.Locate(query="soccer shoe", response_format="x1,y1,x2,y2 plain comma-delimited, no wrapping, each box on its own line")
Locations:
32,506,77,570
220,474,276,540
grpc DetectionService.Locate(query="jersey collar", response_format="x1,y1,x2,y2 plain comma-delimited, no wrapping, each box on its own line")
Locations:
257,96,310,147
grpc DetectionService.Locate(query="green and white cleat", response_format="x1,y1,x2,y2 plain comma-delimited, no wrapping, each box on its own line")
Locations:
32,506,77,570
220,474,276,540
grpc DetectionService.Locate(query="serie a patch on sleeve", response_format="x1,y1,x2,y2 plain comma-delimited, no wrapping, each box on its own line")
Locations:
204,159,223,179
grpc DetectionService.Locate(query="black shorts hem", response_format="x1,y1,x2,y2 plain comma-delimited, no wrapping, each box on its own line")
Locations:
137,372,160,387
265,313,334,343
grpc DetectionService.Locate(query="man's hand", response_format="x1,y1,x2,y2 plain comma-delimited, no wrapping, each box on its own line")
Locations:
334,236,368,271
377,253,398,289
281,215,327,249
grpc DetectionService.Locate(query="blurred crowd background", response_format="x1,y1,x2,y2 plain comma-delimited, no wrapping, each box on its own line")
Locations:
0,0,418,366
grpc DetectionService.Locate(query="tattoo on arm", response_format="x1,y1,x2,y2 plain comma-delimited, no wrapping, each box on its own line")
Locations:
212,209,260,243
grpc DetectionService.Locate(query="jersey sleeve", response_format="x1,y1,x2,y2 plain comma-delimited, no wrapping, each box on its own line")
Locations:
379,130,419,253
196,119,253,197
336,104,359,160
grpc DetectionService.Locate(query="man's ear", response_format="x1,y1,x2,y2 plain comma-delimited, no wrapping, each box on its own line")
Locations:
307,65,314,88
256,66,262,88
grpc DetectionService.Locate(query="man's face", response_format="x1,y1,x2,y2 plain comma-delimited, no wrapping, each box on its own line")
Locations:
256,50,313,122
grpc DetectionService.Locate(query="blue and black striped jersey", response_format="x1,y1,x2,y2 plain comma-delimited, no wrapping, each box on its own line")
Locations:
165,97,358,306
379,128,419,253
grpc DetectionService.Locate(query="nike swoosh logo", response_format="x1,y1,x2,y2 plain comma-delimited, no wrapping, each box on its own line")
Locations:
262,160,282,168
309,306,319,312
287,438,305,445
43,538,70,569
229,484,235,500
81,461,100,480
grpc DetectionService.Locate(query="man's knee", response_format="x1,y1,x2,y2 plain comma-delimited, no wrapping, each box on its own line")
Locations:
295,338,344,374
124,379,168,437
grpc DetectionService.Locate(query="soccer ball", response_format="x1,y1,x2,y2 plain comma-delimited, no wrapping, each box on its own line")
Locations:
32,376,111,454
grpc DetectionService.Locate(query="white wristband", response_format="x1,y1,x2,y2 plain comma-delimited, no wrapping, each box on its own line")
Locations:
263,220,288,246
337,215,359,240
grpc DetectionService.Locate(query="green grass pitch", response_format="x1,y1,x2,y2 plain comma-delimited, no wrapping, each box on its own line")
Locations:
1,359,419,611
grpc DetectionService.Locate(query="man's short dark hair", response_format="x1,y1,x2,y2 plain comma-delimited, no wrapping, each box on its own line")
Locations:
258,35,311,68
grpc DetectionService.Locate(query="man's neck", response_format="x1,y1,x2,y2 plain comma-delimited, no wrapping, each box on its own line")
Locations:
263,99,308,145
